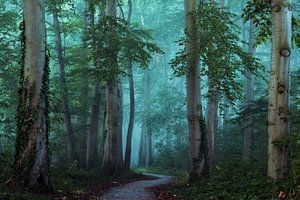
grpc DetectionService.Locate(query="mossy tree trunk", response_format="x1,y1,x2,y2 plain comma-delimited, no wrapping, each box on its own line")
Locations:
267,0,292,180
11,0,52,190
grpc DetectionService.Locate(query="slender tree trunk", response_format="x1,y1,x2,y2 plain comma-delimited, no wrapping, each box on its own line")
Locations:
138,72,152,167
116,83,123,169
145,128,152,167
124,63,134,170
53,8,76,162
124,0,134,171
10,0,52,190
79,0,90,165
185,0,208,181
267,0,291,180
207,84,218,168
98,85,107,165
243,20,255,161
138,126,146,167
86,79,101,169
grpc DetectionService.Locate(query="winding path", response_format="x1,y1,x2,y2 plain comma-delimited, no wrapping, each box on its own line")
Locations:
99,173,173,200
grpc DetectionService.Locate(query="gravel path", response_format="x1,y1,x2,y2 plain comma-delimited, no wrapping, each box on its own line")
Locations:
99,173,173,200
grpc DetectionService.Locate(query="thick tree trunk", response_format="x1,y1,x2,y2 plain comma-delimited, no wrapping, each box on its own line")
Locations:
103,79,121,174
185,0,208,181
102,0,123,175
124,0,134,171
53,9,76,162
243,20,255,161
207,84,218,168
267,0,291,180
10,0,52,190
86,80,101,169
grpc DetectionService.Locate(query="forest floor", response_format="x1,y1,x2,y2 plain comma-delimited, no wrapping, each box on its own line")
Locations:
99,173,174,200
0,167,156,200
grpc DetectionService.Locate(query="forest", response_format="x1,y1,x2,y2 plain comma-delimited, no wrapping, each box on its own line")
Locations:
0,0,299,199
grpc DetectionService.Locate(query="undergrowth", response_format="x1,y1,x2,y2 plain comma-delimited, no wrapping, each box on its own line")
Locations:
166,161,299,200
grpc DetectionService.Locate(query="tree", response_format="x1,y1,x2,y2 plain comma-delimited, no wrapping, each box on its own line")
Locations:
51,2,76,163
267,0,292,180
184,0,208,180
138,71,152,167
102,0,123,174
124,0,134,171
243,19,255,161
85,0,102,170
10,0,52,190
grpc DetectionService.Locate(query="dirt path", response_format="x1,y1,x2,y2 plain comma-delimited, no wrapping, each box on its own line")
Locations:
99,173,173,200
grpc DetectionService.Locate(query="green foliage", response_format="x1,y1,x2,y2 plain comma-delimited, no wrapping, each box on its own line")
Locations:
90,15,163,80
242,0,300,48
171,3,261,103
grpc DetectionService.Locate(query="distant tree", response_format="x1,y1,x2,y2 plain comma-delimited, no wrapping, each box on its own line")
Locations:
10,0,53,190
50,0,76,163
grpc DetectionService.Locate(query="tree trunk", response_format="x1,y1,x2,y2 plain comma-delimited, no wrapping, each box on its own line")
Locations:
124,0,134,171
138,124,146,167
116,83,124,169
138,72,152,167
185,0,208,181
207,83,218,168
103,79,121,174
267,0,291,180
243,20,255,161
10,0,52,190
86,79,101,169
53,9,76,162
98,85,107,165
79,0,90,165
102,0,123,175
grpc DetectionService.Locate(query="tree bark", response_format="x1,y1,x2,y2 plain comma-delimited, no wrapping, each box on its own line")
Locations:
53,8,76,162
102,0,123,175
267,0,291,180
243,20,255,161
10,0,52,190
207,84,218,168
86,79,101,169
185,0,208,181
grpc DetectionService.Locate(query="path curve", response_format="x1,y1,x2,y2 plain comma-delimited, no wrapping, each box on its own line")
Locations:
99,173,173,200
